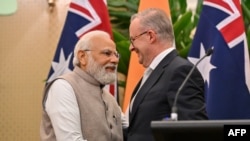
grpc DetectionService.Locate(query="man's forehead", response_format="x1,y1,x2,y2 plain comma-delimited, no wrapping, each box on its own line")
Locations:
91,37,115,50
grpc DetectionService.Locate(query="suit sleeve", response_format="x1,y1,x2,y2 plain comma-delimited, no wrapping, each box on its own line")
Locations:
168,64,208,120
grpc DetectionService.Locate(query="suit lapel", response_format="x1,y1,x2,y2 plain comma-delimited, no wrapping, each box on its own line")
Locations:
130,78,143,100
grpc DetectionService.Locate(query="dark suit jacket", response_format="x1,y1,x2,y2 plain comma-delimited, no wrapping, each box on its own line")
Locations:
125,50,208,141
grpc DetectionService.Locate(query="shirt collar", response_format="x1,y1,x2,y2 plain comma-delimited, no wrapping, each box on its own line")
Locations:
148,47,175,70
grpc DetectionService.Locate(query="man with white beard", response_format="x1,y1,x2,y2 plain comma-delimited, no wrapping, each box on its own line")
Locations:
40,30,125,141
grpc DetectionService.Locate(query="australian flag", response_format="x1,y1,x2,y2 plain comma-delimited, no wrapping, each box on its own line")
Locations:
188,0,250,119
46,0,117,97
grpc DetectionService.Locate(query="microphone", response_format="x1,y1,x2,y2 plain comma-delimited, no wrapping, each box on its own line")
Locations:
170,48,214,121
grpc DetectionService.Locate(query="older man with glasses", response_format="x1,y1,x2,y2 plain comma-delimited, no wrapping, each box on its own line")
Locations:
125,8,208,141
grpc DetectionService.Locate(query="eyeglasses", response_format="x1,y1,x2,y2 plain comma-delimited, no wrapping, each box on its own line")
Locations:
129,31,148,46
84,49,120,59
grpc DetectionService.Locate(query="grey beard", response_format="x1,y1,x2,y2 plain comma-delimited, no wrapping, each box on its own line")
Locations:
86,56,116,85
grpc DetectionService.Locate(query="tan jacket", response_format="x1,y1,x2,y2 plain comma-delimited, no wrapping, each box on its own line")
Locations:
40,66,123,141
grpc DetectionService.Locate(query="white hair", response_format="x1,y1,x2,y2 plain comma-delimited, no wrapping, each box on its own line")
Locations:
72,30,111,66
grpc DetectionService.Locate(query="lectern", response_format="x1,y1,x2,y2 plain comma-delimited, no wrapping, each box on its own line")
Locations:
151,120,250,141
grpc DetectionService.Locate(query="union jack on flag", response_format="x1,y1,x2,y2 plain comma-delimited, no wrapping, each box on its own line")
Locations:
46,0,117,98
188,0,250,119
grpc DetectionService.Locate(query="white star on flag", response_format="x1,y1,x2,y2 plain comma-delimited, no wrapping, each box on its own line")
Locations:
47,48,72,82
188,43,216,86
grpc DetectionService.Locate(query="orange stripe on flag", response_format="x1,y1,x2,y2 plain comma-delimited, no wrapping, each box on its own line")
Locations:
138,0,170,17
122,0,171,113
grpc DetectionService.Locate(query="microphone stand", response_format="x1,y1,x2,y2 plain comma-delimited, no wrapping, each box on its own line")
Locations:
170,48,213,121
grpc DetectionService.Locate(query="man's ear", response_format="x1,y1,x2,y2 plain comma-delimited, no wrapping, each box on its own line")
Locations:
148,30,157,44
78,50,87,66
